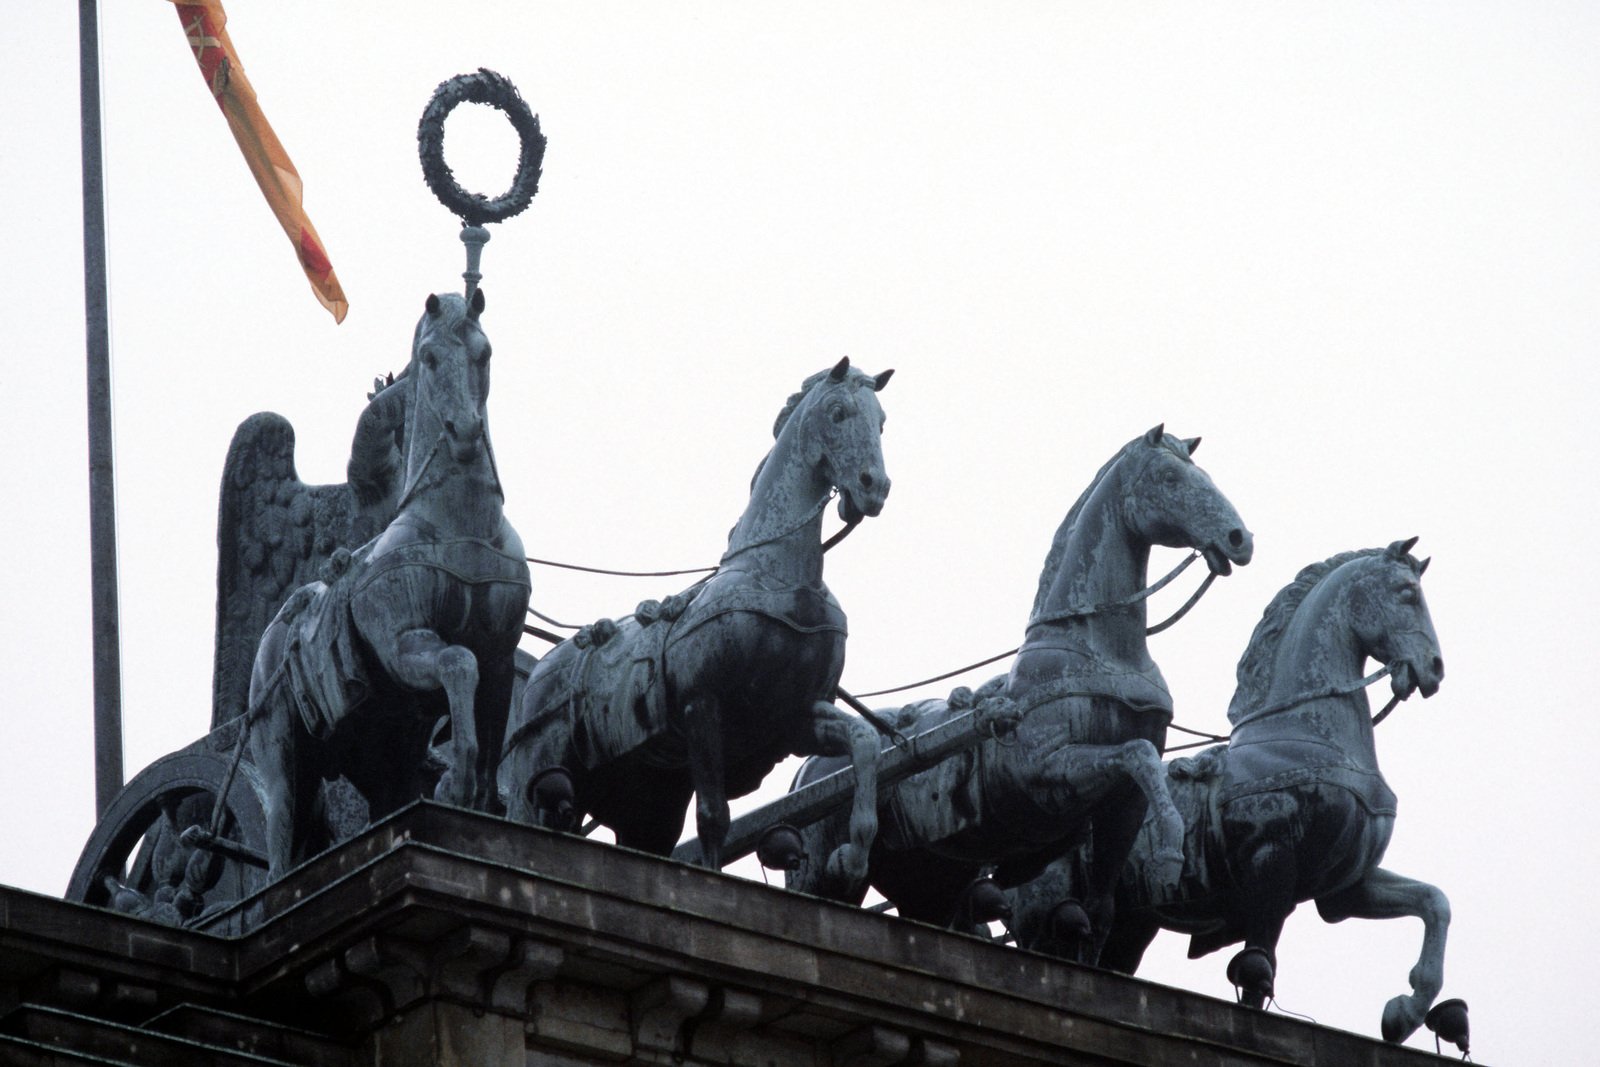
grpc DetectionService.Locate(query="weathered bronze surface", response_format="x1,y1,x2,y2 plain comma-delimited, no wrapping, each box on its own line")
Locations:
500,359,892,880
788,428,1252,933
68,360,439,921
247,290,528,879
1011,540,1453,1044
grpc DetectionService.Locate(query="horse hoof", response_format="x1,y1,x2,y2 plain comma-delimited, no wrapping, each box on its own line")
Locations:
824,844,868,891
531,769,578,831
1227,947,1275,1008
1381,995,1425,1044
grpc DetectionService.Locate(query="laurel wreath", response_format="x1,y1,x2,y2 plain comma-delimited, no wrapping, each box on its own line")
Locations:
418,69,545,225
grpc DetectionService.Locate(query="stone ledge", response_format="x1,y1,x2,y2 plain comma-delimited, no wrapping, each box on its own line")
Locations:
0,803,1467,1066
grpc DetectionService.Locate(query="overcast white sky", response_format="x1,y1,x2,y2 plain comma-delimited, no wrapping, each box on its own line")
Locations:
3,3,1597,1061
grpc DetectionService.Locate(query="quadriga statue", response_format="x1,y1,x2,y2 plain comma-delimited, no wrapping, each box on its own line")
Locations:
1010,540,1453,1045
247,289,530,877
788,428,1253,929
500,357,892,882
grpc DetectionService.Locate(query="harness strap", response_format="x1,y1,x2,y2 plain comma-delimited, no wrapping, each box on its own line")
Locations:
1146,570,1219,635
720,492,835,566
1027,551,1204,631
1230,666,1392,729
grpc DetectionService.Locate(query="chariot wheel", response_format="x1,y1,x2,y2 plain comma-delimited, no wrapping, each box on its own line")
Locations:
66,733,268,925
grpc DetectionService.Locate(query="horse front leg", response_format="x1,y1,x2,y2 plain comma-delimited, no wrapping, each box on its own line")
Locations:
390,630,480,809
1316,867,1451,1043
792,701,880,895
684,694,728,869
472,657,515,814
1041,738,1185,891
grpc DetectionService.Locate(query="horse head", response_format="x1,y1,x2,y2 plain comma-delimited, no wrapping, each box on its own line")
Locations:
409,289,493,466
787,356,893,524
1353,538,1445,701
1122,425,1253,575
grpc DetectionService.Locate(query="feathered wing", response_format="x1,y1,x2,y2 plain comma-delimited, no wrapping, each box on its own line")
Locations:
210,378,409,729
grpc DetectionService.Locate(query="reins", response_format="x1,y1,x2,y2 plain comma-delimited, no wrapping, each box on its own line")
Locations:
517,534,1230,750
1027,550,1214,634
1229,666,1401,730
521,492,856,643
1161,669,1408,754
719,490,838,565
853,552,1219,701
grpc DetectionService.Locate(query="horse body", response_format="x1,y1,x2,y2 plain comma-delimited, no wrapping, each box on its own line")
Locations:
1022,541,1449,1044
501,358,893,879
249,290,530,878
790,427,1252,935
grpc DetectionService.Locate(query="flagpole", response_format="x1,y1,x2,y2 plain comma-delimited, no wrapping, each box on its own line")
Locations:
79,0,124,817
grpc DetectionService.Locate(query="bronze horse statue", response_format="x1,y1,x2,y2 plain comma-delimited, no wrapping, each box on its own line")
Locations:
1012,540,1449,1044
500,357,893,881
788,427,1252,926
248,289,530,878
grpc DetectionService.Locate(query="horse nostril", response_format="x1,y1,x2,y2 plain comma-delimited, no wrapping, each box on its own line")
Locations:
1228,529,1244,549
859,472,874,490
1431,657,1444,678
443,418,458,438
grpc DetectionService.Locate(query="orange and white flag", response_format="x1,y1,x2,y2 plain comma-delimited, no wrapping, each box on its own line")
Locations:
169,1,348,322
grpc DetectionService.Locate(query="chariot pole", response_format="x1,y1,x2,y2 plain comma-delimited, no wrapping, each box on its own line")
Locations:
79,0,124,817
671,702,1017,868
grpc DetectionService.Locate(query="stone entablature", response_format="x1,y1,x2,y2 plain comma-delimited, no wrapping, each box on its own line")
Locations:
3,803,1464,1065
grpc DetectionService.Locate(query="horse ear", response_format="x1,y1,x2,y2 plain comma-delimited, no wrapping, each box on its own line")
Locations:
830,356,851,382
1386,536,1420,560
1183,436,1201,456
1417,556,1431,576
469,287,486,319
426,294,441,317
1144,423,1165,445
873,368,895,392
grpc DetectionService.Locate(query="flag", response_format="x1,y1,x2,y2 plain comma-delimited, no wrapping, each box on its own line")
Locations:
169,1,348,322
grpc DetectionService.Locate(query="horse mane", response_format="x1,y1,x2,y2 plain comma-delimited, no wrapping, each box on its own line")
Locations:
773,364,853,438
1227,547,1386,722
1029,432,1193,621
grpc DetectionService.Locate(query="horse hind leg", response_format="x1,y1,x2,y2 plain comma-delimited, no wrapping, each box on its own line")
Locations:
1316,867,1452,1043
1010,854,1098,965
388,629,480,809
471,656,515,813
684,694,729,868
249,700,297,881
248,691,322,881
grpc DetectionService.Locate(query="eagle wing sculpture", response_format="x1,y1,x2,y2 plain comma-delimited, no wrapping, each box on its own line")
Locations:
210,375,409,729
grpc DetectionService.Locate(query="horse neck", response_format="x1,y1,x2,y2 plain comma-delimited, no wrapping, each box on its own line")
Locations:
398,394,504,539
1242,571,1380,764
1027,467,1151,652
722,414,829,586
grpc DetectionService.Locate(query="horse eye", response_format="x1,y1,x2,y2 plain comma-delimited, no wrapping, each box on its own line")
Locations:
423,349,439,369
830,406,848,423
478,344,492,364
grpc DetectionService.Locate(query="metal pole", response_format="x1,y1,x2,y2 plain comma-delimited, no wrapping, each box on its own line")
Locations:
79,0,124,817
